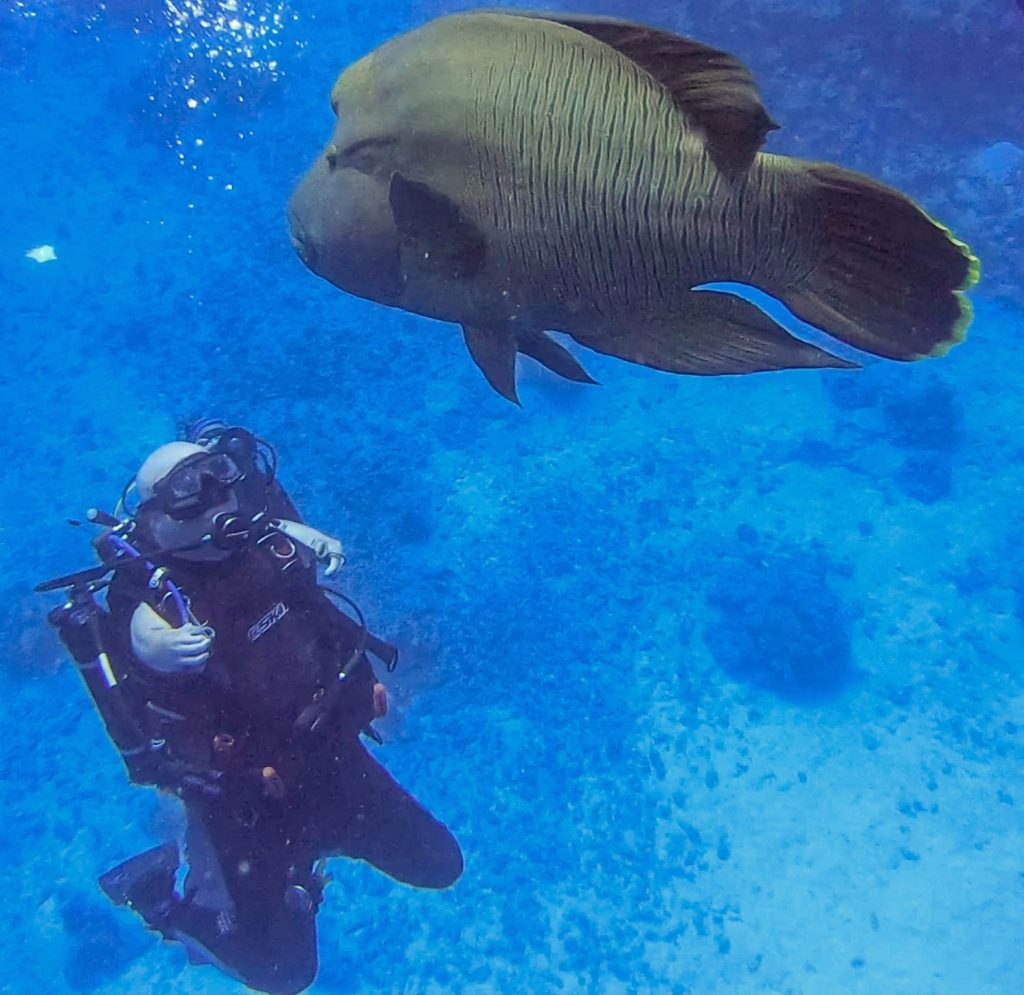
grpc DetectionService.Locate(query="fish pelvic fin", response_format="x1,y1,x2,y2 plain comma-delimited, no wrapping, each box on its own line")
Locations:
461,324,600,401
567,290,858,375
516,328,599,385
482,9,777,171
774,161,979,361
462,323,521,404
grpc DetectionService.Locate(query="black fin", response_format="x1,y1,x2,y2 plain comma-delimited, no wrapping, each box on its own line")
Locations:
775,162,979,360
516,328,598,384
569,290,858,375
389,173,487,279
462,324,521,403
485,10,777,170
99,843,179,909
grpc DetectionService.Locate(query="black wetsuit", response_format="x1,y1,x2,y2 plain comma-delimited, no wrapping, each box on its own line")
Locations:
105,534,462,994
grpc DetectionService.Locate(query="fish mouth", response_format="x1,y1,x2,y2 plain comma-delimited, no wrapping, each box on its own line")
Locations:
286,206,317,270
291,232,316,269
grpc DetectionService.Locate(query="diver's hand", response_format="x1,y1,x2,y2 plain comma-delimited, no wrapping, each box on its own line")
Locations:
271,519,346,576
130,602,213,673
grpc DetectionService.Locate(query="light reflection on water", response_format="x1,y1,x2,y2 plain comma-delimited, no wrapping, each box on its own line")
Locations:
8,1,301,167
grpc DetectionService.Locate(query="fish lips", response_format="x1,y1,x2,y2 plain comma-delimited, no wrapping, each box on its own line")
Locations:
286,198,317,272
287,208,318,271
287,160,403,305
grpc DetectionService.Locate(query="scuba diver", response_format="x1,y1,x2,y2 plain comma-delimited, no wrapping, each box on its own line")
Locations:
37,420,462,994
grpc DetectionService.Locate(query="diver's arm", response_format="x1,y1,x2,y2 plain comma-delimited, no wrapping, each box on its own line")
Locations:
130,602,212,673
271,519,345,576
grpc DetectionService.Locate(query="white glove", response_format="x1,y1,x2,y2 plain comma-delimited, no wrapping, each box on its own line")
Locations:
130,602,213,673
271,519,346,576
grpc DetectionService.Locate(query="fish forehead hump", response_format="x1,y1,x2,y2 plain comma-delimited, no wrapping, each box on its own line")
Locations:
328,11,681,171
333,12,616,110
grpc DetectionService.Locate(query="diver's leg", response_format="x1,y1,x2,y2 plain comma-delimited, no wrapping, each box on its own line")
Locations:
169,796,321,995
314,739,463,889
100,800,319,995
181,801,234,916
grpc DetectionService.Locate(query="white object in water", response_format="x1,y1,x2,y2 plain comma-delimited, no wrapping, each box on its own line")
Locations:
25,244,57,263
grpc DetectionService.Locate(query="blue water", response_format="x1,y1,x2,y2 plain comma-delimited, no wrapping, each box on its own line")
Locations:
2,1,1023,992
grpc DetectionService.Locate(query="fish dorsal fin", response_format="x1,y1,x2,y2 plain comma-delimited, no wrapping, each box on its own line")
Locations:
486,10,778,171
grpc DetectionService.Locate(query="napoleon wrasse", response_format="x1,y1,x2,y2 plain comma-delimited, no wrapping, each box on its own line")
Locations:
288,9,979,403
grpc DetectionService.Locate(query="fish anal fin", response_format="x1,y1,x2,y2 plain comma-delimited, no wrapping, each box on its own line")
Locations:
462,323,521,404
568,290,859,376
389,173,487,279
485,10,777,171
516,328,598,385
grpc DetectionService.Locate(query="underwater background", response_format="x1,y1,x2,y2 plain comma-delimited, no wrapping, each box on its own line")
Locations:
2,0,1023,992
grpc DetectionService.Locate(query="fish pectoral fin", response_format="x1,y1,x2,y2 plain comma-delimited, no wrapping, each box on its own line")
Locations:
462,323,521,404
568,290,859,375
489,10,776,171
389,173,487,279
515,329,599,385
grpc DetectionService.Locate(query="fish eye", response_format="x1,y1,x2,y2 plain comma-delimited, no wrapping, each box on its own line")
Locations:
324,143,339,169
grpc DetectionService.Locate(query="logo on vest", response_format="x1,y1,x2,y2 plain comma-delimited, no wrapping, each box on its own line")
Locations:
248,601,289,643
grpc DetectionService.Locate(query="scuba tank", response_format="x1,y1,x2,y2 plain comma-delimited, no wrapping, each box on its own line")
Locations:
37,520,222,798
44,575,155,783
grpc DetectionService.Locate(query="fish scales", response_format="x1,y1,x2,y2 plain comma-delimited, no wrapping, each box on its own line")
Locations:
469,20,806,328
462,21,738,322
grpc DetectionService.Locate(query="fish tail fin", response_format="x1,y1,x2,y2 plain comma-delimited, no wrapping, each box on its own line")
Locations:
775,161,980,360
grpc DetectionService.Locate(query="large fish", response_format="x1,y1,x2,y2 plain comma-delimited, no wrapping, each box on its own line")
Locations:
288,9,979,403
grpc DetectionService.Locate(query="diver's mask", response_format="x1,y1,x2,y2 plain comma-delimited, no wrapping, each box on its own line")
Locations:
132,427,275,560
151,450,244,520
